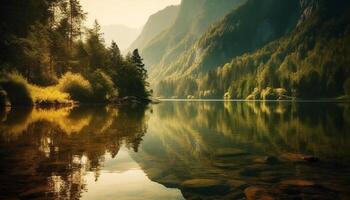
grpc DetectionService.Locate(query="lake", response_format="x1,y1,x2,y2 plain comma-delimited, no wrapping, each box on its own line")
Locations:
0,101,350,199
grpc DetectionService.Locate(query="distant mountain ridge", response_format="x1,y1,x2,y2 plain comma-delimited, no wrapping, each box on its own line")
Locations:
127,5,180,53
141,0,247,68
101,25,140,51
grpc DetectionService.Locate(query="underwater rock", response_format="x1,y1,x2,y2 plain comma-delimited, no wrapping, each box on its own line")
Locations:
181,179,230,195
244,186,275,200
280,179,315,187
281,153,319,163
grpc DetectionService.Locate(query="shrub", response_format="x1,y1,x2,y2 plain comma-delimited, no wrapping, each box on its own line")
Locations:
246,87,261,100
261,87,278,100
0,72,34,106
58,72,93,102
29,85,70,104
88,69,117,102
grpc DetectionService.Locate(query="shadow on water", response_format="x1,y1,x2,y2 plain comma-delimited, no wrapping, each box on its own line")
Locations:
1,101,350,199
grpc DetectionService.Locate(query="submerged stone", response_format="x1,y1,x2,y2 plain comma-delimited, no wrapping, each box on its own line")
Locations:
281,153,319,163
244,186,275,200
181,179,230,195
280,179,315,187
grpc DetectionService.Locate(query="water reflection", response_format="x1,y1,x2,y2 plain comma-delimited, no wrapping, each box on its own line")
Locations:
0,102,350,199
0,105,183,199
134,101,350,199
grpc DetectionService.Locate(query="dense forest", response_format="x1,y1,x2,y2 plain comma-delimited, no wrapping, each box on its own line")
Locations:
2,0,350,103
0,0,151,107
136,0,350,100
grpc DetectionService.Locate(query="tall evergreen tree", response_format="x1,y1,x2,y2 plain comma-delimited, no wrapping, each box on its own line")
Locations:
108,41,123,68
85,20,107,72
131,49,147,80
130,49,150,98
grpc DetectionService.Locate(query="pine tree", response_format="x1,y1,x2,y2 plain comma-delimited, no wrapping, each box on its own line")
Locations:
108,41,122,67
130,49,150,98
131,49,147,80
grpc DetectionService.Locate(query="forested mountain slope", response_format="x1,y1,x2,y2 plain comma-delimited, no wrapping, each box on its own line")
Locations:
141,0,247,68
153,0,350,99
127,5,179,53
152,0,301,86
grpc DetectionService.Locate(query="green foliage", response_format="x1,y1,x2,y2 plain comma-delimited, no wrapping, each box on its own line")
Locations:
88,70,117,102
0,73,34,106
19,23,57,85
143,0,247,71
153,0,350,99
0,0,152,106
112,49,151,99
58,72,93,102
57,71,118,103
84,20,107,72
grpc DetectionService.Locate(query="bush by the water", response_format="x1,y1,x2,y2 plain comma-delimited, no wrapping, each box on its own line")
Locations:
58,72,93,103
29,85,70,105
57,71,117,103
0,73,34,106
88,70,118,103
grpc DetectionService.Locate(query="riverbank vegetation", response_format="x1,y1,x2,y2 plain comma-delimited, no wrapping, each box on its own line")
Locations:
0,0,151,107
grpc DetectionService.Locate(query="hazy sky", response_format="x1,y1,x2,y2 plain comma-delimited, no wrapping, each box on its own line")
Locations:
80,0,181,28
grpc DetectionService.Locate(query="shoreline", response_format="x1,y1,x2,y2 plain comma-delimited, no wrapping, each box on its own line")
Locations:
159,98,350,103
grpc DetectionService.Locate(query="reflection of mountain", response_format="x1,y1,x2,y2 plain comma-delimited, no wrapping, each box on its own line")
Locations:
0,105,148,199
131,102,350,199
1,102,350,199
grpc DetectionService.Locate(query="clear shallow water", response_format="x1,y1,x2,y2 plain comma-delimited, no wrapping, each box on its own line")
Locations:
0,101,350,199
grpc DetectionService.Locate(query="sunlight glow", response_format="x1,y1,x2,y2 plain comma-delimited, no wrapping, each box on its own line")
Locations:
80,0,181,28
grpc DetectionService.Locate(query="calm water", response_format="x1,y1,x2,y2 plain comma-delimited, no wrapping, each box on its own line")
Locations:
0,101,350,199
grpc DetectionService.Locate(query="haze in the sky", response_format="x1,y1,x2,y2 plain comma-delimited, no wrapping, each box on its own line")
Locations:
80,0,181,28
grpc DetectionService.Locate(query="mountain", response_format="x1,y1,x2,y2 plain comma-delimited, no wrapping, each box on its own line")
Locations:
101,25,141,51
149,0,350,99
141,0,247,68
152,0,300,89
127,5,180,53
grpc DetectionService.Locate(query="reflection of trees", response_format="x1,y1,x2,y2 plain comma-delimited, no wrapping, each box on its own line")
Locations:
0,105,148,199
153,101,350,159
133,101,350,199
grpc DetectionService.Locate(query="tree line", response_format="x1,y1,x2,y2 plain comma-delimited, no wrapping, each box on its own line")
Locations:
0,0,150,106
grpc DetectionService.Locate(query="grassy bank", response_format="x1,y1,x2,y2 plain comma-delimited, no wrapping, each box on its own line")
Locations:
0,72,120,107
